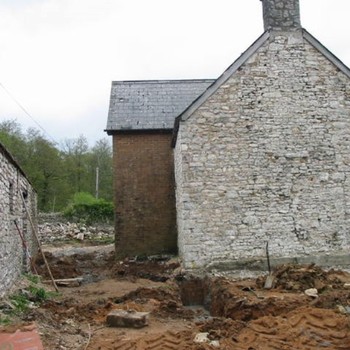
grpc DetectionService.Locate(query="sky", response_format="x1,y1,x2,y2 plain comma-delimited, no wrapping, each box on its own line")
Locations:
0,0,349,147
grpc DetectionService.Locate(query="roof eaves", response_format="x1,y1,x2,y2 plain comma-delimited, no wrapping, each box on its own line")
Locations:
105,128,173,135
111,79,216,85
302,29,350,79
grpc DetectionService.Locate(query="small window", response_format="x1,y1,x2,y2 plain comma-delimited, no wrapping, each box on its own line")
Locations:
22,189,28,200
9,182,14,214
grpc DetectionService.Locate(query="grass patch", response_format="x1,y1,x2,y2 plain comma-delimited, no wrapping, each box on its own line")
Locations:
0,314,11,326
24,273,41,284
88,236,115,245
4,274,57,318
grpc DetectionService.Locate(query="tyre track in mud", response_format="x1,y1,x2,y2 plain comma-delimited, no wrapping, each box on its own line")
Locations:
30,245,350,350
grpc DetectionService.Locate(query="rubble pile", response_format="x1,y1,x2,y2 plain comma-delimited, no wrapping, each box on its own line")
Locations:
38,221,114,244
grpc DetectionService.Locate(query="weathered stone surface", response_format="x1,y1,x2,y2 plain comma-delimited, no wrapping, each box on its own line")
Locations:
37,214,114,244
0,144,37,296
262,0,301,31
305,288,318,298
175,31,350,269
106,310,149,328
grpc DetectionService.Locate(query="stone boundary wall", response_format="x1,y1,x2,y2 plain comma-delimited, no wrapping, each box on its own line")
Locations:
38,212,66,225
0,144,37,296
38,213,114,244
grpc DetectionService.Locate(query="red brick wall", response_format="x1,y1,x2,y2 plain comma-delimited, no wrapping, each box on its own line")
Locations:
112,131,177,256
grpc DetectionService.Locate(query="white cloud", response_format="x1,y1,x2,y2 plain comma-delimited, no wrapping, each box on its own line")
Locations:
0,0,349,145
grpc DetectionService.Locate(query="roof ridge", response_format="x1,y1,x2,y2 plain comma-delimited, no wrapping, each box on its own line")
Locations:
111,79,215,85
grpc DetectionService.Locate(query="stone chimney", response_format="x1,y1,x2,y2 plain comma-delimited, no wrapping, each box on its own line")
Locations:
261,0,301,31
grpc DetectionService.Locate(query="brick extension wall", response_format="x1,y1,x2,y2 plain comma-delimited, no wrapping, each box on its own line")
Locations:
112,131,177,256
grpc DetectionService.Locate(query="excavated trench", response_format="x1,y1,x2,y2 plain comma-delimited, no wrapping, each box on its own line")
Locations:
178,277,212,320
178,274,313,322
30,246,350,349
178,277,211,308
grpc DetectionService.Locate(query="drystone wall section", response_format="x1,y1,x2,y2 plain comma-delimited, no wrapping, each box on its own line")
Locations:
262,0,301,31
0,145,37,296
175,32,350,269
38,213,114,243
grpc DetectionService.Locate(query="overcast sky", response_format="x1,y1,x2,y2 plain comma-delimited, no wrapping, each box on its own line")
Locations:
0,0,349,147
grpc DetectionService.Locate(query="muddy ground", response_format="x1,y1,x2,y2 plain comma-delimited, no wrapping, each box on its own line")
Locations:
2,241,350,349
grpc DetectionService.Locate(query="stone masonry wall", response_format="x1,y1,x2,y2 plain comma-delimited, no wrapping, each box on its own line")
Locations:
262,0,301,31
0,145,37,296
175,31,350,269
113,132,177,257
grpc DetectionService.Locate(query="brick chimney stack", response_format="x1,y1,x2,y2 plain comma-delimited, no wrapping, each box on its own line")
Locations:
261,0,301,31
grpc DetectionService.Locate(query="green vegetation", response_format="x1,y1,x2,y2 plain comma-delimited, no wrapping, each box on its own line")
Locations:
0,119,113,213
3,274,57,321
24,273,40,284
64,192,114,224
9,293,31,314
88,235,115,245
0,315,11,325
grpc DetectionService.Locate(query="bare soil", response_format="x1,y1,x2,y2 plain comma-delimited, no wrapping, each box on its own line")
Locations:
3,243,350,349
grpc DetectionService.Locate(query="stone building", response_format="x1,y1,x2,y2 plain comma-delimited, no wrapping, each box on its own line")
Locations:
106,80,213,256
0,142,37,295
173,0,350,269
107,0,350,270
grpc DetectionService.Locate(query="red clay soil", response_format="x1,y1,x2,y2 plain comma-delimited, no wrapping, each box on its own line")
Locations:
4,246,350,350
0,323,44,350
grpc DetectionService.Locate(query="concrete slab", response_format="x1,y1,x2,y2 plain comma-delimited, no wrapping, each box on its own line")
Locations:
0,323,44,350
107,309,149,328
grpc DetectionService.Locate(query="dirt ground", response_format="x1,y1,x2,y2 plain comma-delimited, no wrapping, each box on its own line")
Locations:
2,242,350,349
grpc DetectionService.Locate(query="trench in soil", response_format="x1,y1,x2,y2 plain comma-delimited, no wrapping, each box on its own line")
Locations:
31,246,350,349
178,277,212,318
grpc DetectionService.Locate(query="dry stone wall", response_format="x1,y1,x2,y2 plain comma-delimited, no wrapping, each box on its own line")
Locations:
175,31,350,269
38,213,114,244
0,145,37,296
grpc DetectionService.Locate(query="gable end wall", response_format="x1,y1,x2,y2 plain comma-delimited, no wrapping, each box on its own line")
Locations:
175,32,350,269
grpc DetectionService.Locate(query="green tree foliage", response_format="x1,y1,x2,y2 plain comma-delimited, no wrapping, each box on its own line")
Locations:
64,192,114,224
89,138,113,202
62,135,90,194
25,128,69,211
0,120,27,165
0,119,113,213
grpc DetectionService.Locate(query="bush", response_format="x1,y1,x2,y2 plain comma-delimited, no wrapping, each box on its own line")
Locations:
64,192,114,224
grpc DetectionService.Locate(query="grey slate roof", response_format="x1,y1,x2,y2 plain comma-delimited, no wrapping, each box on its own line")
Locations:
105,79,214,131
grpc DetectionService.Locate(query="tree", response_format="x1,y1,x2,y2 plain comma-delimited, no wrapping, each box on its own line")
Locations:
0,120,113,212
61,135,90,194
89,138,113,201
25,128,67,211
0,120,27,165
